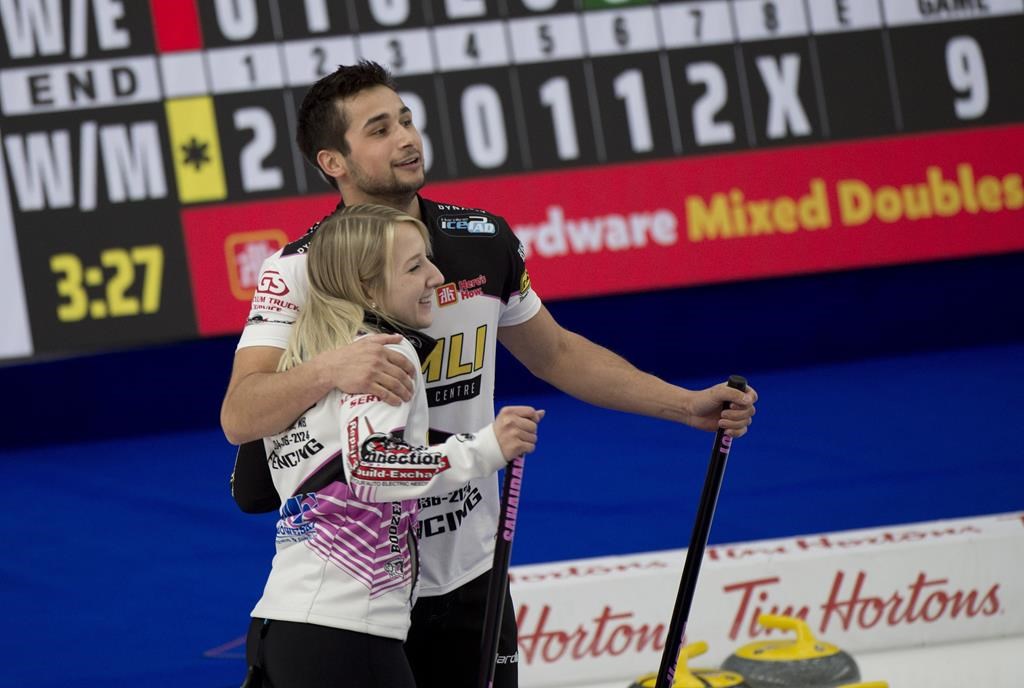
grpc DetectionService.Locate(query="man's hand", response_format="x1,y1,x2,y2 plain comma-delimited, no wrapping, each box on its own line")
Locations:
221,333,418,444
313,333,416,405
685,382,758,437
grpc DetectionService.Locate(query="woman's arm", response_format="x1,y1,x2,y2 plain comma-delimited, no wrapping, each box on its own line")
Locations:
341,345,542,503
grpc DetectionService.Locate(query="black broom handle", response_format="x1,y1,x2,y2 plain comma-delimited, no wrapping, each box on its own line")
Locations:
478,455,525,688
655,375,749,688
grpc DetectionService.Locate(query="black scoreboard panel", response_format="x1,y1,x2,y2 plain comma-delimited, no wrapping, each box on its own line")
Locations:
667,43,751,153
394,77,455,181
0,0,196,357
888,16,1024,132
185,0,1024,182
212,90,299,199
442,67,529,177
516,59,601,169
811,30,896,140
196,0,279,47
0,0,1022,360
278,0,356,39
2,103,198,354
0,0,157,67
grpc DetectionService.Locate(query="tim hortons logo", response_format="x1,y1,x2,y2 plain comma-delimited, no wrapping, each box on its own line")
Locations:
516,603,665,665
721,570,1002,641
820,570,1001,633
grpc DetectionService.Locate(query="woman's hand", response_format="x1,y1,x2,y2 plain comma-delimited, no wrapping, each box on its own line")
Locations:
493,406,546,460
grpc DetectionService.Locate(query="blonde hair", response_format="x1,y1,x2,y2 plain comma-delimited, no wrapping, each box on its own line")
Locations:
278,204,430,372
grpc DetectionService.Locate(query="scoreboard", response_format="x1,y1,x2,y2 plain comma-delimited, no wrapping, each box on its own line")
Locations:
1,0,1022,361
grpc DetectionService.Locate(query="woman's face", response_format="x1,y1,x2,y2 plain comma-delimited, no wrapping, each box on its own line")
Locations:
379,222,443,329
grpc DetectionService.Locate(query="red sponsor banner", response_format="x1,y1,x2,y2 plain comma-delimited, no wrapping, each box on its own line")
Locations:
180,196,334,335
429,123,1024,301
181,126,1024,337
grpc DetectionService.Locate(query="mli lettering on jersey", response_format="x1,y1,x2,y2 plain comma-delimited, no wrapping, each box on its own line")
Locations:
2,120,167,211
1,0,132,60
422,325,487,383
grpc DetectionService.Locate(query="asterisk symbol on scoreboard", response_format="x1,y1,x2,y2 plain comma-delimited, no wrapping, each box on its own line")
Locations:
181,137,211,170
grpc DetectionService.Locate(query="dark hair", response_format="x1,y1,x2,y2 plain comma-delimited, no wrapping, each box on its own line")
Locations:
296,61,398,189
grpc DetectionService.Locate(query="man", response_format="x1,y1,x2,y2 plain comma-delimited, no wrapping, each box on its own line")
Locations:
222,61,757,688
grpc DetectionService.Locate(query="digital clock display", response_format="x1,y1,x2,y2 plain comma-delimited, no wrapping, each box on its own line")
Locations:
49,245,163,322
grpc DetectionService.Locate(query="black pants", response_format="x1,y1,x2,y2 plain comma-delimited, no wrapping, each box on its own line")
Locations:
405,570,519,688
245,617,416,688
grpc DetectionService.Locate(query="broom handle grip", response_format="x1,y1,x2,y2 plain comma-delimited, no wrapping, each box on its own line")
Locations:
654,375,748,688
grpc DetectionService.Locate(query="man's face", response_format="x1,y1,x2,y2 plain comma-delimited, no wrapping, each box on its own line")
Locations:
338,85,425,199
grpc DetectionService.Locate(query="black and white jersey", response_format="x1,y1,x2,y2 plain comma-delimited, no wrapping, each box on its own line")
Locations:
238,196,542,596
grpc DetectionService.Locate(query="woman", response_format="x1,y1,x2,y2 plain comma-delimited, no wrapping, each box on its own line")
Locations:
244,204,543,687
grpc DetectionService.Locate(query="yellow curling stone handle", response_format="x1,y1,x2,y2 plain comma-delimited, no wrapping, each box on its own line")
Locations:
732,615,842,661
630,641,746,688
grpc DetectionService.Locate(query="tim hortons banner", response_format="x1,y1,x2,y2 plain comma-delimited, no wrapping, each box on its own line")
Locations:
508,511,1024,687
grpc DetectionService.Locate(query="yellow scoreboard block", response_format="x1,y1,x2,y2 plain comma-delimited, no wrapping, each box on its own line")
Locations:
165,96,227,204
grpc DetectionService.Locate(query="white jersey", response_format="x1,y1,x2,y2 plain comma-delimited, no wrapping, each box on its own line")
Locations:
238,196,542,595
251,335,507,639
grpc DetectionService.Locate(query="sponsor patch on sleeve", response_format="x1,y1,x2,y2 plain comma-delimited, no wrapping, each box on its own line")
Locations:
251,268,301,314
439,214,497,236
353,433,451,484
436,283,459,306
257,269,290,296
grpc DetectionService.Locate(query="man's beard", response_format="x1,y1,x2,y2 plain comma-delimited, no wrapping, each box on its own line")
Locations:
345,155,424,203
